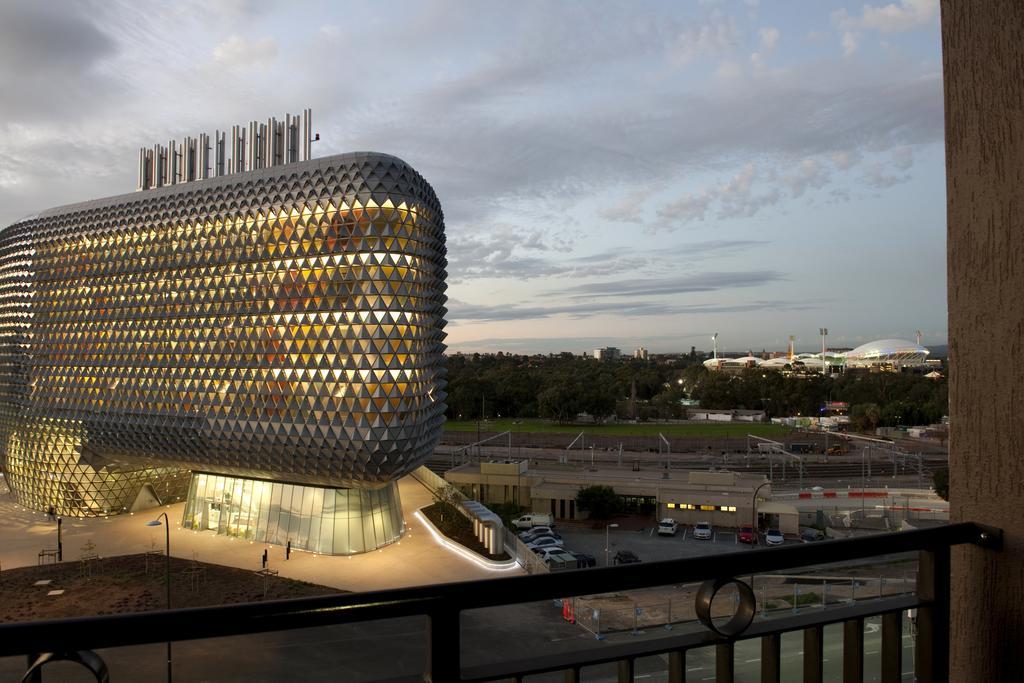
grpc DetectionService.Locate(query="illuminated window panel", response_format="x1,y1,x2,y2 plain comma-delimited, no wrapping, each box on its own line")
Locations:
0,152,448,553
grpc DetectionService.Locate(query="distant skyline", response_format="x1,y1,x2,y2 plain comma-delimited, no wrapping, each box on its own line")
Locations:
0,1,947,353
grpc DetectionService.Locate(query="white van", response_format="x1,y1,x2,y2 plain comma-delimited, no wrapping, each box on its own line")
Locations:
512,513,554,529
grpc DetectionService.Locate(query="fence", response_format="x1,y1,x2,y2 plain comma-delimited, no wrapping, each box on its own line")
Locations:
0,523,1000,682
569,572,918,639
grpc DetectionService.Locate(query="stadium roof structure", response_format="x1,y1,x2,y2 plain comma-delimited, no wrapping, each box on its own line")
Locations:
843,339,930,367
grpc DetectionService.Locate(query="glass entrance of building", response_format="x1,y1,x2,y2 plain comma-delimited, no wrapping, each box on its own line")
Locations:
183,473,404,554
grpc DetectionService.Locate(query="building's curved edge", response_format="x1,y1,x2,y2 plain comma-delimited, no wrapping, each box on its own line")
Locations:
2,151,435,231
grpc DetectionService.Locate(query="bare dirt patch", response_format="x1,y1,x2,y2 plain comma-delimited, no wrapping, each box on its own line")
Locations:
0,553,340,623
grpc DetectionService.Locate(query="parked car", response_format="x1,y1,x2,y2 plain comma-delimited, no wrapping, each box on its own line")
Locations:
800,528,825,543
738,524,756,544
693,521,713,540
524,533,560,547
765,528,785,545
519,526,557,542
613,550,641,564
570,552,597,568
657,518,678,536
536,547,571,563
512,513,554,529
527,536,564,551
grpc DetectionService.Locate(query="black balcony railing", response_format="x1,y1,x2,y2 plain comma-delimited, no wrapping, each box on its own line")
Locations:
0,522,1000,682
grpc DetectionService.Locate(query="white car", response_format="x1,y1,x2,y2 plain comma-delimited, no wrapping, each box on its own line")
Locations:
693,522,713,540
519,526,555,541
657,518,678,536
536,547,571,563
765,528,785,545
527,536,564,552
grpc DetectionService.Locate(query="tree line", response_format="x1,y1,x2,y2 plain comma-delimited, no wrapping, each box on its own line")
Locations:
443,353,947,428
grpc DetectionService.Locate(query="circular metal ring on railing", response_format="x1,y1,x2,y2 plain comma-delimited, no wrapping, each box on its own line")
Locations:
695,577,757,638
22,650,110,683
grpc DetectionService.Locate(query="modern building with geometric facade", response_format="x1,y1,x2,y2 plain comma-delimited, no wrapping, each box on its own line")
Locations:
0,131,448,553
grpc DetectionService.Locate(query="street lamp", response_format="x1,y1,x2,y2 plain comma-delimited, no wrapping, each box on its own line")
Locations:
146,512,172,683
751,481,771,546
605,523,619,566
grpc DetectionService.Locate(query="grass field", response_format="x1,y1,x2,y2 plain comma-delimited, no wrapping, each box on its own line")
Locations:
443,418,790,438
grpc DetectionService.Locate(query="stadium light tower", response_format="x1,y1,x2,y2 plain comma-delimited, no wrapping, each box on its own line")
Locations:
819,328,828,375
916,329,923,346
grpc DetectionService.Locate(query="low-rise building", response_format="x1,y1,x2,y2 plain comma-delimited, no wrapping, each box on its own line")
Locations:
444,461,796,532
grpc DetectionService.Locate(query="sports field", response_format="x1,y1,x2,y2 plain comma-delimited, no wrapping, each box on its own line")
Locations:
443,418,790,438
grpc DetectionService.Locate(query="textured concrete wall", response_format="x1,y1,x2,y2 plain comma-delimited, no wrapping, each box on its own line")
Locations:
943,1,1024,680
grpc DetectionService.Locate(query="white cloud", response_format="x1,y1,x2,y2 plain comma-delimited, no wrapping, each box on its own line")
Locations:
834,0,938,34
212,34,277,68
831,149,863,171
599,189,654,223
666,19,738,68
863,160,910,188
657,191,715,225
891,145,914,170
759,26,780,50
783,158,830,197
841,31,858,56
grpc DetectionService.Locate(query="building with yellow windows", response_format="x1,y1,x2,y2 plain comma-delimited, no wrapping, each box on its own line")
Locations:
443,461,789,531
0,112,448,554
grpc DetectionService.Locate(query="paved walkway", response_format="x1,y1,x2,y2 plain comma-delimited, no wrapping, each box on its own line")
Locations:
0,474,523,593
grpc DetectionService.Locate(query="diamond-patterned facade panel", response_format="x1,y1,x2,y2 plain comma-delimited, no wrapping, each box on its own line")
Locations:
0,152,448,514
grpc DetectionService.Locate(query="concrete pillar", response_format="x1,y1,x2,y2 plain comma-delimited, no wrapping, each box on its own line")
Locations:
942,1,1024,680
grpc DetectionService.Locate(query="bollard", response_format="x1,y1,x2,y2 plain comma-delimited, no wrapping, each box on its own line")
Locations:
286,541,291,560
262,549,268,569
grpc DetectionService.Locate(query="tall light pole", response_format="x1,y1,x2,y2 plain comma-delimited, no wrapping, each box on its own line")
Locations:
819,328,828,376
605,523,619,566
147,512,172,683
751,481,770,546
712,333,719,360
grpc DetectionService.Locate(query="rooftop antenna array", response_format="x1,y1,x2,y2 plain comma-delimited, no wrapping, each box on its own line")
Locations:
137,109,318,191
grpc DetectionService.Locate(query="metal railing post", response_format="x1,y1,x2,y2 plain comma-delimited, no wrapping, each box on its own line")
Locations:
715,642,733,682
881,611,902,682
425,607,460,683
668,651,685,683
804,625,824,683
761,634,781,683
915,547,950,682
842,617,864,683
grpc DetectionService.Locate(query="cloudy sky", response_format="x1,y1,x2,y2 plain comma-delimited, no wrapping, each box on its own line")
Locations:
0,0,947,355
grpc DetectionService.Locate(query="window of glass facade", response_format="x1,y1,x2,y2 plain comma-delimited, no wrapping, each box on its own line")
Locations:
182,474,403,554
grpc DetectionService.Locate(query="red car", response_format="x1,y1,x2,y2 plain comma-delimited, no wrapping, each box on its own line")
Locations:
738,524,756,544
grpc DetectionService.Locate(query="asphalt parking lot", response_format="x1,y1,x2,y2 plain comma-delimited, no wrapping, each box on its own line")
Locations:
552,524,799,567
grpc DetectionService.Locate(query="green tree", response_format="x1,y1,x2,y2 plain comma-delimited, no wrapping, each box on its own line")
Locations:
850,403,881,432
576,485,621,519
933,467,949,501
